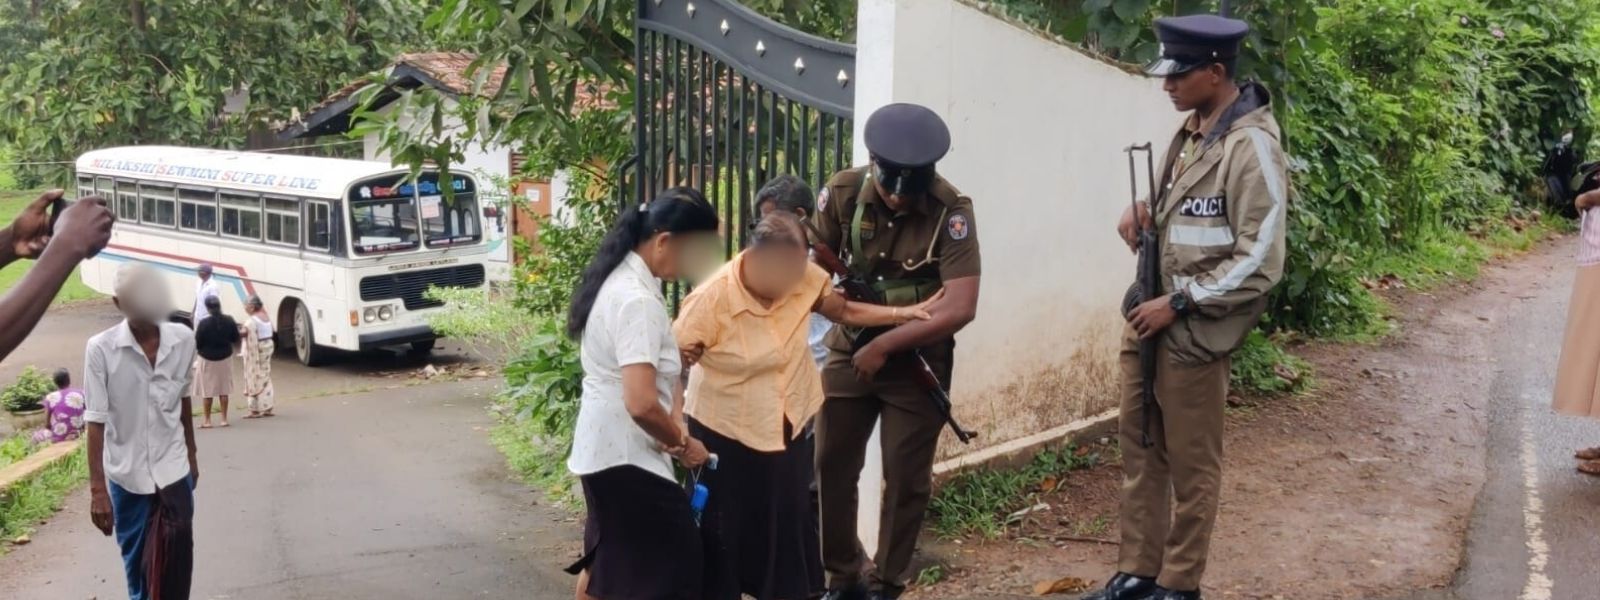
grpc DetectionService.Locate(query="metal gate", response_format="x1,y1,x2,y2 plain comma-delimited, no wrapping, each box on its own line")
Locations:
632,0,856,255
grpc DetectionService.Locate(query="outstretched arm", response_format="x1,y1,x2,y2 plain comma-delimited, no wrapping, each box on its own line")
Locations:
814,288,943,328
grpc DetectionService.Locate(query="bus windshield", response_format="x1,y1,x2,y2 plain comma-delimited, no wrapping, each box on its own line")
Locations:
350,197,420,254
348,172,478,255
422,194,482,248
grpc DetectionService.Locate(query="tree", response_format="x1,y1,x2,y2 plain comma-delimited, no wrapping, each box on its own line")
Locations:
0,0,433,185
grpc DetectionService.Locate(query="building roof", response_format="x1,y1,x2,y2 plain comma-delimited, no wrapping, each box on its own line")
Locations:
278,51,613,141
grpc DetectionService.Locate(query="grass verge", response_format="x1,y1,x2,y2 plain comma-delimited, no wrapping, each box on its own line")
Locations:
927,443,1104,540
489,418,579,508
0,435,39,471
0,189,100,305
0,445,87,546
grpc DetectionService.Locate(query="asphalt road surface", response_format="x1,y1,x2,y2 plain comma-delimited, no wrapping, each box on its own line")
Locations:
0,302,580,600
1443,249,1600,600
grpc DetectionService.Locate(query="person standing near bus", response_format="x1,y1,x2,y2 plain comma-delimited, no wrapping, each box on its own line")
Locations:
563,187,721,600
192,264,218,327
193,296,241,429
241,296,277,419
86,263,200,600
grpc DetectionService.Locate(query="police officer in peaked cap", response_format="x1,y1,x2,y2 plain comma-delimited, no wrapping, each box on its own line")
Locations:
1089,13,1290,600
811,103,981,600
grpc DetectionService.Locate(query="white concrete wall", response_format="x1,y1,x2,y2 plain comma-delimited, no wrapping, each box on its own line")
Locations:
850,0,1180,552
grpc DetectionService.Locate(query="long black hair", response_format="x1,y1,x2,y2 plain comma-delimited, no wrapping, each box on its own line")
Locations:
566,187,719,339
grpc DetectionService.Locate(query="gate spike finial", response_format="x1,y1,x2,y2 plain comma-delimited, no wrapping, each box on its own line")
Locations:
756,40,766,56
837,69,850,86
794,57,806,74
686,2,696,17
720,19,730,35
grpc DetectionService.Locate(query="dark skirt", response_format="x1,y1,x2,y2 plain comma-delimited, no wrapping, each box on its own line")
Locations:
566,465,703,600
689,418,824,600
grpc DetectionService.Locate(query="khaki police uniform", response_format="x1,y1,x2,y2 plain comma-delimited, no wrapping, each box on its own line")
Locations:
811,166,979,597
1116,79,1288,593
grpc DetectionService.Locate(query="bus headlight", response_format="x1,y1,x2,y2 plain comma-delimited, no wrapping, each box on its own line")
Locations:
363,308,378,323
378,306,395,321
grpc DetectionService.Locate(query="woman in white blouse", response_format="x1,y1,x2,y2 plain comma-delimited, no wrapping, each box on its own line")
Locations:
563,187,722,600
239,296,275,418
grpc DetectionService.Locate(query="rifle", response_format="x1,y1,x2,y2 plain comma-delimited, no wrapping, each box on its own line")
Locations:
807,233,978,444
1124,143,1161,449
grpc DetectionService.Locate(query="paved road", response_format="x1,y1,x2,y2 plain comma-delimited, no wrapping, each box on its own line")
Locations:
1442,252,1600,600
0,303,581,600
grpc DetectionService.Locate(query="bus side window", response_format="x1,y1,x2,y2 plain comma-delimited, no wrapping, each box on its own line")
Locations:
178,188,217,234
111,179,139,222
221,193,262,241
307,202,331,250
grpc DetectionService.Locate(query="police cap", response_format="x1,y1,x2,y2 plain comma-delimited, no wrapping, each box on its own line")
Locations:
1145,14,1249,77
863,103,950,196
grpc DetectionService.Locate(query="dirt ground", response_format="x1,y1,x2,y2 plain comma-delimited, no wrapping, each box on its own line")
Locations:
907,241,1569,600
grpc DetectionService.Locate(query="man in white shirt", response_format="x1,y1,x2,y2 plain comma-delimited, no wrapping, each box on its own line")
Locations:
86,263,199,600
192,263,218,327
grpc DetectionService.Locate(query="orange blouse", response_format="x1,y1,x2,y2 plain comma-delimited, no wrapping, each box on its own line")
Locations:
673,251,833,452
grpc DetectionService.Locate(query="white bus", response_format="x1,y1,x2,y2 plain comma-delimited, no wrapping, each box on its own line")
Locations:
75,146,489,366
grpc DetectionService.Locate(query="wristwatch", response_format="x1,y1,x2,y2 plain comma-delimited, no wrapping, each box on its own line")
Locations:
1170,291,1194,317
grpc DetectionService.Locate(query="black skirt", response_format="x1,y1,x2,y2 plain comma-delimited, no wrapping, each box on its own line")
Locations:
689,418,824,600
566,465,703,600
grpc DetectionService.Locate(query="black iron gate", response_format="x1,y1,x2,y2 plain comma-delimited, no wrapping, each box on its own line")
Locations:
632,0,856,255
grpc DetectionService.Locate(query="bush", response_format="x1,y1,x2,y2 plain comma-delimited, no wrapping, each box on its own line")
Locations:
2,367,54,413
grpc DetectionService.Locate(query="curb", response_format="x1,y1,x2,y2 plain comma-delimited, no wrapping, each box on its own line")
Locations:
931,410,1119,483
0,439,82,493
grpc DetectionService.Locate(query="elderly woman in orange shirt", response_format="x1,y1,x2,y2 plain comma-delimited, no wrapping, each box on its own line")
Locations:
674,211,938,600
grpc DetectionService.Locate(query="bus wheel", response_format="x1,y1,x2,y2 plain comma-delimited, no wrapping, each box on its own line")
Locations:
293,302,330,367
409,340,436,355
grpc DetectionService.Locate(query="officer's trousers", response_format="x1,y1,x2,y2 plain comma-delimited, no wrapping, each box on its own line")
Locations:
1116,325,1230,592
814,350,945,597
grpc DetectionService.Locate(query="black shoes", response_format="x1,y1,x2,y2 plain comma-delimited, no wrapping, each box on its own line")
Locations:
821,583,869,600
1079,572,1158,600
1149,586,1202,600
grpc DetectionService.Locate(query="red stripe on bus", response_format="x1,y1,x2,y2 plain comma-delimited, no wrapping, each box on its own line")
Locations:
104,243,260,296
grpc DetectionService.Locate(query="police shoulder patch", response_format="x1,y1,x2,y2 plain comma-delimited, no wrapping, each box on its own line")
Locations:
1177,195,1227,218
947,214,969,240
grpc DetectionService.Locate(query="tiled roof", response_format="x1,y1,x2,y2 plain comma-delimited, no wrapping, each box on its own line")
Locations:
290,52,614,129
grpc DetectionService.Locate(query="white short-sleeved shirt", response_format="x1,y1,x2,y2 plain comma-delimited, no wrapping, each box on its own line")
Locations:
194,278,219,323
83,321,197,495
567,252,682,483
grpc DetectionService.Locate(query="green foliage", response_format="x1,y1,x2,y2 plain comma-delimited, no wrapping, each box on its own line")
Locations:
0,445,87,545
424,286,540,359
0,0,429,185
990,0,1600,340
0,435,40,471
1229,331,1313,395
928,444,1103,540
492,317,585,500
2,367,54,413
915,564,949,587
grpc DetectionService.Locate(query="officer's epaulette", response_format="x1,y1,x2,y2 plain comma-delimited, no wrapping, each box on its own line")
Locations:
928,176,968,207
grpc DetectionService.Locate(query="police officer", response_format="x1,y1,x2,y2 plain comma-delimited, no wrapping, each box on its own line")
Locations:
1086,14,1288,600
810,103,980,600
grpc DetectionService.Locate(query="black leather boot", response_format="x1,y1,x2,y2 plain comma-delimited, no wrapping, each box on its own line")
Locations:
1079,572,1158,600
1148,586,1202,600
821,583,869,600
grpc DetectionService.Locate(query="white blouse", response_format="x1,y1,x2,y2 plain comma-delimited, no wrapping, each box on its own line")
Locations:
567,252,682,483
250,315,274,341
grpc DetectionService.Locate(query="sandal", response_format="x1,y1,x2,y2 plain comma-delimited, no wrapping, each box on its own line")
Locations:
1579,460,1600,477
1576,447,1600,461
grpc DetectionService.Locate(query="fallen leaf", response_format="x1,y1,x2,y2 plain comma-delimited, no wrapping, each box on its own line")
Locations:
1033,576,1093,595
12,535,30,545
